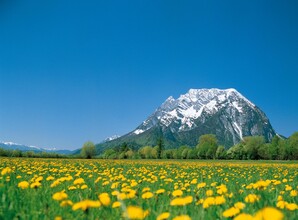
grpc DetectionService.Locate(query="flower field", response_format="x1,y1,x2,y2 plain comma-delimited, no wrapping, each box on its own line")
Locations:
0,158,297,220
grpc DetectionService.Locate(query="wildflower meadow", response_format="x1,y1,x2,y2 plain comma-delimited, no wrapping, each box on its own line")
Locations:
0,158,297,220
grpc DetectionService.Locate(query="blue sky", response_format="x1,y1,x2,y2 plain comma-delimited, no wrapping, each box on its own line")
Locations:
0,0,297,150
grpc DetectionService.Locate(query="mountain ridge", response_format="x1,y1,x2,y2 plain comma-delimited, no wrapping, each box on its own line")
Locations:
0,142,74,155
95,88,276,153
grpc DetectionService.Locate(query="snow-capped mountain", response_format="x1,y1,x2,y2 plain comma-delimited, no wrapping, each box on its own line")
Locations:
96,88,276,150
0,142,73,154
132,89,256,136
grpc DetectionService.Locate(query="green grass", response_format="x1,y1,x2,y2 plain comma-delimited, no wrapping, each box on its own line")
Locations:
0,158,297,220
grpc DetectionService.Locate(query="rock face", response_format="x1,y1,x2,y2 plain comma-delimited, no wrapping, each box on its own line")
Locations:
96,88,276,151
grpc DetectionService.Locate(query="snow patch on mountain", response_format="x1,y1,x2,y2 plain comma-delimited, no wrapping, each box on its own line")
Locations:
134,129,145,135
132,88,256,133
103,135,120,142
233,122,243,139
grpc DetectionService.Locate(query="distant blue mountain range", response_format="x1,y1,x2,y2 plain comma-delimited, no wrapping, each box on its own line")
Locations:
0,142,74,155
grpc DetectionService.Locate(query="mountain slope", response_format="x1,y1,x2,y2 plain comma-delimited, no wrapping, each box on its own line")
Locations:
95,88,276,152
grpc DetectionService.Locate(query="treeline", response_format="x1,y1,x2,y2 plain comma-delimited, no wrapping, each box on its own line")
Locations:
100,132,298,160
0,148,67,158
1,132,297,160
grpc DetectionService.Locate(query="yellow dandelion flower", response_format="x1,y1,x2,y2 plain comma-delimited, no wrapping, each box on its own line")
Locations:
285,203,297,211
73,178,84,185
211,182,217,187
35,176,43,182
127,189,137,199
214,196,226,205
206,190,213,196
197,182,206,189
52,191,68,201
217,184,228,195
254,207,283,220
273,180,281,185
98,193,111,206
244,194,260,203
1,167,12,176
112,190,120,196
123,206,149,220
156,189,165,194
234,202,245,210
102,181,110,186
60,200,73,207
234,213,254,220
170,196,193,206
68,186,77,190
131,181,138,187
172,215,191,220
117,193,127,200
72,200,101,211
50,180,61,188
46,176,55,181
18,181,29,189
172,189,183,197
112,201,121,208
203,197,215,208
222,207,240,218
30,181,41,189
290,190,297,197
142,191,154,199
190,179,197,184
276,200,287,209
157,212,170,220
80,184,88,189
142,187,151,192
196,198,204,205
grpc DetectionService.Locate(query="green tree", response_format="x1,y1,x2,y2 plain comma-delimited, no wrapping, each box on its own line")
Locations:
269,136,280,160
172,149,178,159
163,149,174,159
81,141,96,159
139,146,153,159
288,132,298,160
103,149,116,159
278,139,288,160
242,136,265,159
196,134,218,159
226,144,244,159
120,142,129,153
151,146,158,159
157,138,165,159
181,147,190,159
11,150,22,157
187,148,198,159
215,145,225,159
258,143,270,159
125,149,134,159
25,151,34,158
177,145,189,159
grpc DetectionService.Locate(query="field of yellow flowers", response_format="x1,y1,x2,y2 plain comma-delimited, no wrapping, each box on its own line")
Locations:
0,158,297,220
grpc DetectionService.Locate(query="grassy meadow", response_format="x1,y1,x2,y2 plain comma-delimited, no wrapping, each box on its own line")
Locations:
0,158,297,220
